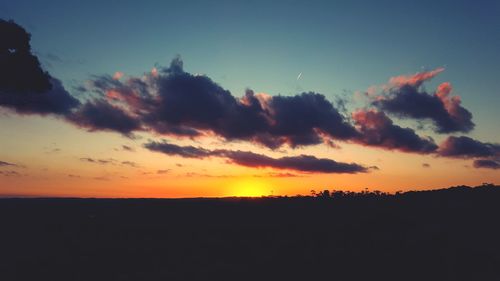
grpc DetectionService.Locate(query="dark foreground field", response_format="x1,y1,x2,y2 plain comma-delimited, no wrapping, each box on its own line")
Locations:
1,184,499,281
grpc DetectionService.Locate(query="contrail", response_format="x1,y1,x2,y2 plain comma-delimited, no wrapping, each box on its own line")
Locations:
297,72,302,80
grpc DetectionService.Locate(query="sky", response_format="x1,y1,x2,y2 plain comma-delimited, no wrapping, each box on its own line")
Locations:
0,0,499,198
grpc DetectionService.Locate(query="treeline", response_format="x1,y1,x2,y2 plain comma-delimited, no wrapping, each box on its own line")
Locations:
301,182,498,199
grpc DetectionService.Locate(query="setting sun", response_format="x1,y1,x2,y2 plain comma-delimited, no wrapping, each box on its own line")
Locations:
229,178,271,197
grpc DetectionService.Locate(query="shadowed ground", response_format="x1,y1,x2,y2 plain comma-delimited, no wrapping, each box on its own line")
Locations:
1,184,499,280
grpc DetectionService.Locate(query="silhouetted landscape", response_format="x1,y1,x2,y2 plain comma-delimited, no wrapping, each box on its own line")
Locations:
1,183,499,280
2,1,500,280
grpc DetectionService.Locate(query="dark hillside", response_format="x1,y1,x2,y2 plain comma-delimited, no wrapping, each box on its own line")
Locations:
1,184,499,280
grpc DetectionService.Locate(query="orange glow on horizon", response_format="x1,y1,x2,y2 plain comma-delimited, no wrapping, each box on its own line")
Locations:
228,178,272,197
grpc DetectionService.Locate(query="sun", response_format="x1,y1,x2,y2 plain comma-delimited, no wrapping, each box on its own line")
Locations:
230,178,271,197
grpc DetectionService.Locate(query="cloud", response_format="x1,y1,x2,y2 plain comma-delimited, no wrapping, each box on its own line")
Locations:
66,99,142,136
79,59,475,157
254,172,304,178
144,141,212,158
79,157,139,168
437,136,500,170
438,136,499,158
422,163,431,168
0,21,493,165
75,60,485,162
218,150,369,174
80,157,116,165
388,67,444,88
352,109,438,153
121,161,139,168
184,172,233,178
121,145,135,152
0,21,356,149
373,68,474,134
473,159,500,170
252,91,359,148
113,71,124,80
0,19,51,93
182,172,303,178
157,169,170,174
144,140,370,174
76,58,357,148
0,170,20,176
0,160,17,167
0,19,80,115
114,145,135,152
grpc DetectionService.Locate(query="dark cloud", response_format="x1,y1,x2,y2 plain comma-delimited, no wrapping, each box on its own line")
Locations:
157,169,170,174
66,100,142,136
352,109,438,153
43,54,477,159
79,157,139,168
115,145,135,152
422,163,431,168
183,172,233,178
180,172,302,178
80,157,116,165
219,150,369,174
0,19,51,93
81,58,473,157
374,71,474,133
253,92,358,148
0,160,17,167
438,136,499,158
144,140,370,174
121,145,135,152
144,141,212,158
121,161,139,168
0,19,80,115
253,172,303,178
0,77,80,115
0,170,20,176
0,20,492,165
77,58,357,149
473,159,500,170
146,66,262,140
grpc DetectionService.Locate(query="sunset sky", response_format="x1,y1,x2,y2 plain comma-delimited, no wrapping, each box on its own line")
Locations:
1,0,499,198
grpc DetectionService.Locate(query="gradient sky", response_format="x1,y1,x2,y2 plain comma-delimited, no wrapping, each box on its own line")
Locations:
1,0,499,197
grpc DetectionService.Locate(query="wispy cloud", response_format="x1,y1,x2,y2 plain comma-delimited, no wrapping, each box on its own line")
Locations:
0,160,18,167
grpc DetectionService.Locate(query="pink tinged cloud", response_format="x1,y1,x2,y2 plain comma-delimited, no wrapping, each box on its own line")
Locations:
388,67,445,88
352,109,387,129
351,109,438,153
105,88,143,108
435,82,462,117
151,67,158,77
113,71,124,80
